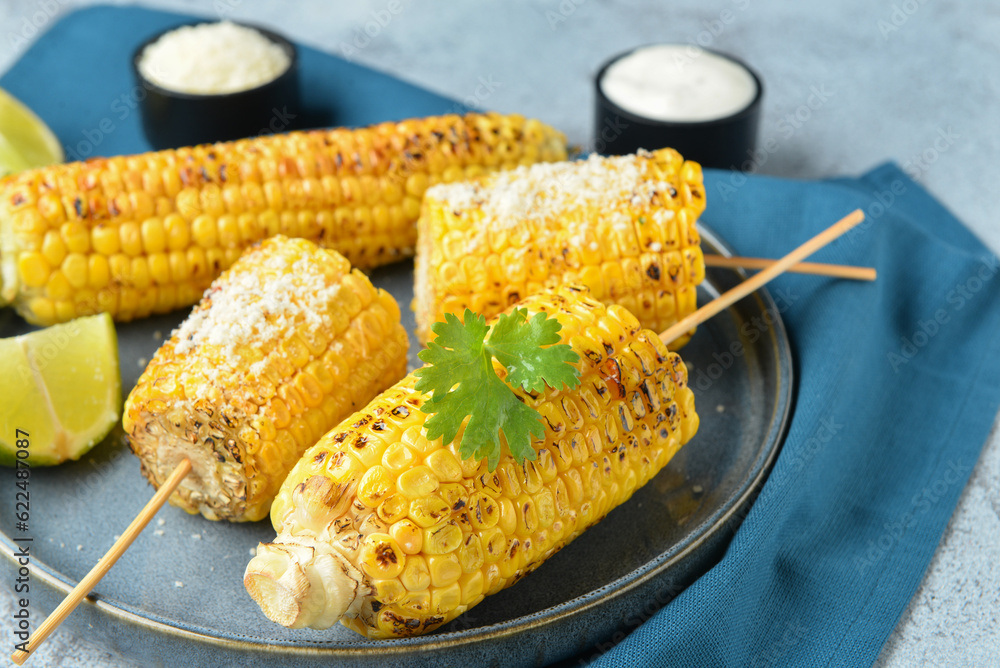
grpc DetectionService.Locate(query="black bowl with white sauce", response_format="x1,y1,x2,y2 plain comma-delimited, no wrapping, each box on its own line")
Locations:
594,45,763,169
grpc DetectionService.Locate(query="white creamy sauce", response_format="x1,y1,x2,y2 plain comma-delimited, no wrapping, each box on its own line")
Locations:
600,45,757,123
139,21,290,95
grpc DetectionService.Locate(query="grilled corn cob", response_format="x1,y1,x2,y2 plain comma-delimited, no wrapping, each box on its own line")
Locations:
244,285,699,637
123,236,409,522
0,112,567,325
413,148,705,349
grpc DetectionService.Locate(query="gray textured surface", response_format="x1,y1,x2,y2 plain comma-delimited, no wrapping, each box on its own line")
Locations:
0,0,997,666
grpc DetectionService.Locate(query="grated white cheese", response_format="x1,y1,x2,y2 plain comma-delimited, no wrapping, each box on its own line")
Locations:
426,152,676,242
139,21,291,94
171,243,341,381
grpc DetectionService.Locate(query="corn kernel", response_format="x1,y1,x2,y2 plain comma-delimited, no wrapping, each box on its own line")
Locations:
87,255,110,290
119,222,143,256
398,591,431,615
389,518,423,555
382,442,415,471
425,449,463,483
46,269,72,300
375,579,406,605
61,253,88,289
140,218,166,253
61,221,90,253
408,495,450,528
427,553,462,587
164,213,190,250
41,231,67,266
397,465,439,499
457,535,485,573
497,496,517,537
18,253,50,288
192,215,218,248
422,520,463,555
400,555,430,591
430,582,462,614
459,570,485,605
360,533,405,579
377,493,409,524
358,465,394,507
467,492,500,531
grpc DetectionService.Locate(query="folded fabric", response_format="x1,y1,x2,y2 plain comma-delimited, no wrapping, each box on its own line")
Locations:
593,164,1000,667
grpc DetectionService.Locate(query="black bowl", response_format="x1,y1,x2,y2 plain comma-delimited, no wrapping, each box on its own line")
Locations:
594,45,763,169
132,21,301,150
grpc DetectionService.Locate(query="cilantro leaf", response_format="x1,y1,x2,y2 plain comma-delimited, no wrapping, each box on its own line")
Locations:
414,308,581,470
489,308,581,393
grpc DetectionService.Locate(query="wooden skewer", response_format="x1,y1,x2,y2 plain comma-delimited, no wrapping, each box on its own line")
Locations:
11,459,192,666
661,209,866,345
704,254,876,281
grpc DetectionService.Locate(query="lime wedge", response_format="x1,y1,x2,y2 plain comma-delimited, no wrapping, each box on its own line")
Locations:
0,313,121,467
0,87,64,178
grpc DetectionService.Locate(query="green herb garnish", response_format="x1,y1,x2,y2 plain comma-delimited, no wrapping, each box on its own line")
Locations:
414,308,581,470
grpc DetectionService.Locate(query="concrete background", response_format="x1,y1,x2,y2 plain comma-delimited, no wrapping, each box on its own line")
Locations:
0,0,997,665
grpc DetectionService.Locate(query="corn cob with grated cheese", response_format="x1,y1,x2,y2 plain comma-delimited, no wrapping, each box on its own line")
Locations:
244,285,699,637
123,236,409,522
0,112,567,325
413,148,705,349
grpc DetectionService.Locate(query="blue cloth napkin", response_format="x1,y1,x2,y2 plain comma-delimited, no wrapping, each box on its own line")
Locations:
594,165,1000,667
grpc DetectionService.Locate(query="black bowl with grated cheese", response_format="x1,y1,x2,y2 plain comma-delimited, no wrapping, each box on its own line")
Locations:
132,21,300,150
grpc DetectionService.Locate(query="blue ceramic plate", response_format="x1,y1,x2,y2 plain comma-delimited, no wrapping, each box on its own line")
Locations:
0,224,792,667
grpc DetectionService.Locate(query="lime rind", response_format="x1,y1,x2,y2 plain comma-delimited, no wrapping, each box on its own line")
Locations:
0,313,121,467
0,86,64,178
